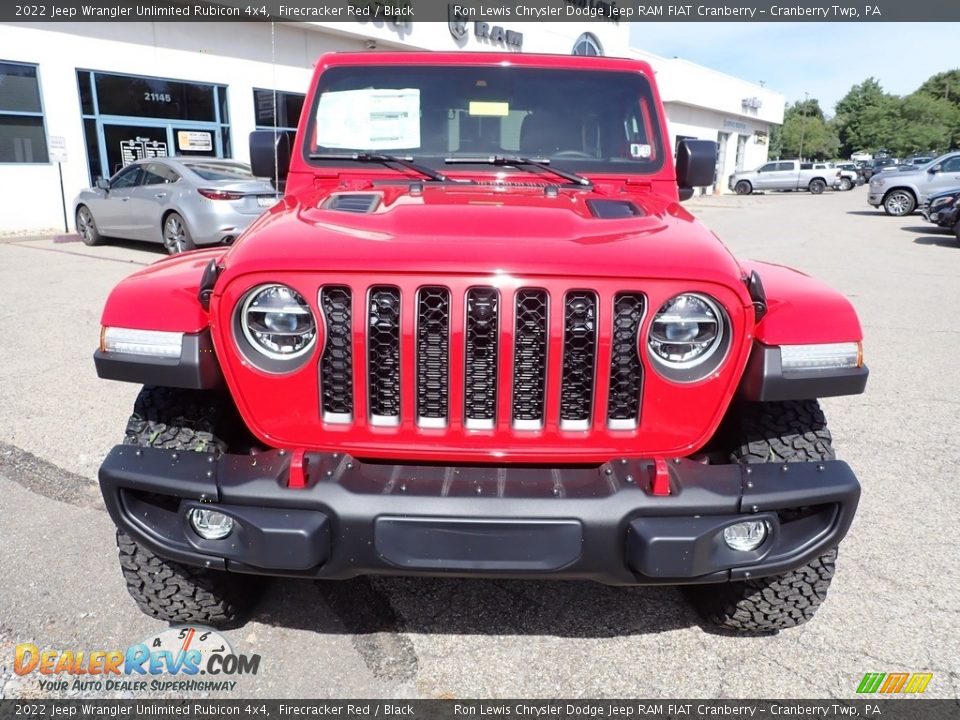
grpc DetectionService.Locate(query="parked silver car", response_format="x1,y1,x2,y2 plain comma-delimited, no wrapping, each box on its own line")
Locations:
728,160,837,195
867,152,960,216
73,158,278,253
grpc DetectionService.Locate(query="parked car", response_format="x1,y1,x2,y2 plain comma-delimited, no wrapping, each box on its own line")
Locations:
830,163,860,190
920,186,960,240
94,51,868,635
729,159,837,194
904,155,935,166
73,158,278,254
862,157,898,181
868,152,960,215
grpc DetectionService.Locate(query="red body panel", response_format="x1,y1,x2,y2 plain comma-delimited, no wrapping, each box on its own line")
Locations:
742,261,864,345
98,52,865,464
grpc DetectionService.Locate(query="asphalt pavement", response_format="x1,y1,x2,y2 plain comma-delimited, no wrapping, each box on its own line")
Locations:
0,188,957,699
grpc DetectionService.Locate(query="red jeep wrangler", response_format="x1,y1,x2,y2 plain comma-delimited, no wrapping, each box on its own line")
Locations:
95,53,868,633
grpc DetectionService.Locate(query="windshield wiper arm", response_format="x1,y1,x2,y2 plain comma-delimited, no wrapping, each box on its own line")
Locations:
309,152,449,182
444,155,592,187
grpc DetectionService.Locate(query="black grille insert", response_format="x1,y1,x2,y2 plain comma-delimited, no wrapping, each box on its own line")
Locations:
464,288,499,428
608,293,645,428
416,287,450,425
560,291,597,428
368,286,401,423
319,286,354,422
512,289,548,428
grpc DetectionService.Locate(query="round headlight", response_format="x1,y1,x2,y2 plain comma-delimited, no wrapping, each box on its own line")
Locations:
240,284,317,361
647,293,729,381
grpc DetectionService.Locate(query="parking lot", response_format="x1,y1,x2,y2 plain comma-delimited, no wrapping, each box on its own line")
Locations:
1,187,958,699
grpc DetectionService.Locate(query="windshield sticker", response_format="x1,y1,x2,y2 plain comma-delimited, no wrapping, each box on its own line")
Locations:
630,143,652,159
468,101,510,117
316,88,420,150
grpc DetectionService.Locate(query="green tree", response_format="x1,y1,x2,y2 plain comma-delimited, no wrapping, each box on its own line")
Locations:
779,100,839,159
833,78,890,156
892,93,960,155
916,69,960,107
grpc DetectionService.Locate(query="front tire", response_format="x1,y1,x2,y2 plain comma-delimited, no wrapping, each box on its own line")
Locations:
116,386,255,626
838,177,853,191
688,400,840,633
734,180,752,195
809,179,826,194
76,205,103,246
163,212,196,254
883,189,916,216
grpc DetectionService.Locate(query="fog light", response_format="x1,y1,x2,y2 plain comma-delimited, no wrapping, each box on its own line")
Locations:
723,520,768,551
188,508,234,540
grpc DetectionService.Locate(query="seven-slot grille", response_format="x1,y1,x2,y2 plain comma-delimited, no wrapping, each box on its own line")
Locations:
318,285,646,432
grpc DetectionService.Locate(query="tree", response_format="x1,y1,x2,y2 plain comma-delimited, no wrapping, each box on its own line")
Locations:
833,78,890,156
779,100,839,159
917,69,960,108
893,93,960,155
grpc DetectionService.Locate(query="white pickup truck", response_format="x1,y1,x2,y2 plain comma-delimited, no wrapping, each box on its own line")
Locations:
729,160,837,195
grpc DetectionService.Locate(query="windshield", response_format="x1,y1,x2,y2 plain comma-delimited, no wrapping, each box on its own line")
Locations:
305,65,665,176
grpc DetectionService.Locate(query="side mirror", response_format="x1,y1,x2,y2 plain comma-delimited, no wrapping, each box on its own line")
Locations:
676,139,717,201
928,165,939,174
250,130,294,191
95,177,110,191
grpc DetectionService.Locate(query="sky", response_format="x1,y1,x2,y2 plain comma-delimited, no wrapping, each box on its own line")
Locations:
628,23,958,114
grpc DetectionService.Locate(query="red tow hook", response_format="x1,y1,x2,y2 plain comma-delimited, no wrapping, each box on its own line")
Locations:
649,457,671,496
288,449,310,489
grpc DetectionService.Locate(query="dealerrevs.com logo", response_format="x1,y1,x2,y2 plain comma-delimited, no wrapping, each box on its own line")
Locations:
14,626,261,693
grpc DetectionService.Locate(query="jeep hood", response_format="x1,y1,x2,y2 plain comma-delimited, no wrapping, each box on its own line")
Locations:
222,185,746,288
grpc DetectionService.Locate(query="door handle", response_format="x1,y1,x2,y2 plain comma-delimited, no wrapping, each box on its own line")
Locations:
121,197,129,202
155,193,168,199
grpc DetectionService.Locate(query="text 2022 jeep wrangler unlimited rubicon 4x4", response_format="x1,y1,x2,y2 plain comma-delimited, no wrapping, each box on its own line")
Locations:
94,53,868,633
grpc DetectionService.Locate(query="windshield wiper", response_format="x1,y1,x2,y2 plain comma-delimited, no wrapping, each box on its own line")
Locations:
308,152,449,182
444,155,592,187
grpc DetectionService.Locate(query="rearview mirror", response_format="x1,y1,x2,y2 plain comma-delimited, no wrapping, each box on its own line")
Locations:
95,177,110,191
250,130,294,191
676,139,717,201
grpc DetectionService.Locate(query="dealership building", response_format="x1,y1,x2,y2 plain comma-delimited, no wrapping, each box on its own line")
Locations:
0,20,784,234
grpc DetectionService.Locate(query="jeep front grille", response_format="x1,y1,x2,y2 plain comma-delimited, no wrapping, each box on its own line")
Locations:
316,282,647,434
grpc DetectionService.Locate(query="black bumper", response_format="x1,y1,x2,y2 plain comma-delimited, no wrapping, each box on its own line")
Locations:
99,447,860,585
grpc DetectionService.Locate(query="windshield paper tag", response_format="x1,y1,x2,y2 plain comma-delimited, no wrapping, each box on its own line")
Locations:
316,88,421,150
630,143,652,159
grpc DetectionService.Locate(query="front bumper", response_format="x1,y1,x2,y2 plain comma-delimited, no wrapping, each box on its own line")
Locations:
868,191,884,206
99,447,860,585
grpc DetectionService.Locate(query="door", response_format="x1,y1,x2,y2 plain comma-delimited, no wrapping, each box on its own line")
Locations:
127,161,181,242
101,123,170,176
926,155,960,197
767,161,798,190
752,162,777,190
94,163,143,237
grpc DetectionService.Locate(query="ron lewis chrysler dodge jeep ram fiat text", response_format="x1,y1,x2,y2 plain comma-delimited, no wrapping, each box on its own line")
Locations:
94,53,868,634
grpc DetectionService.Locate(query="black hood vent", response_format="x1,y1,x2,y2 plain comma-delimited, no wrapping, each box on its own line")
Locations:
324,193,381,213
586,199,644,219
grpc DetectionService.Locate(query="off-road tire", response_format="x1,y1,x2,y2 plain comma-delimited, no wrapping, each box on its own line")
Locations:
883,189,916,216
688,400,839,633
734,180,752,195
808,179,826,194
117,386,254,626
117,529,251,627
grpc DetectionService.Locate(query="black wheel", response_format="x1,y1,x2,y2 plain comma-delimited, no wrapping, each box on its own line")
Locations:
838,177,853,191
809,179,826,194
687,400,840,633
883,189,916,216
76,205,103,246
734,180,752,195
162,212,196,254
116,386,255,626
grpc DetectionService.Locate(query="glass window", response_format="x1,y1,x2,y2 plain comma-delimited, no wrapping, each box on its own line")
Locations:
572,33,603,57
94,73,218,122
254,88,305,130
777,162,795,171
940,156,960,173
307,65,665,176
110,164,143,188
0,61,48,163
758,163,776,172
182,160,252,181
77,71,94,115
142,162,180,185
83,118,100,182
